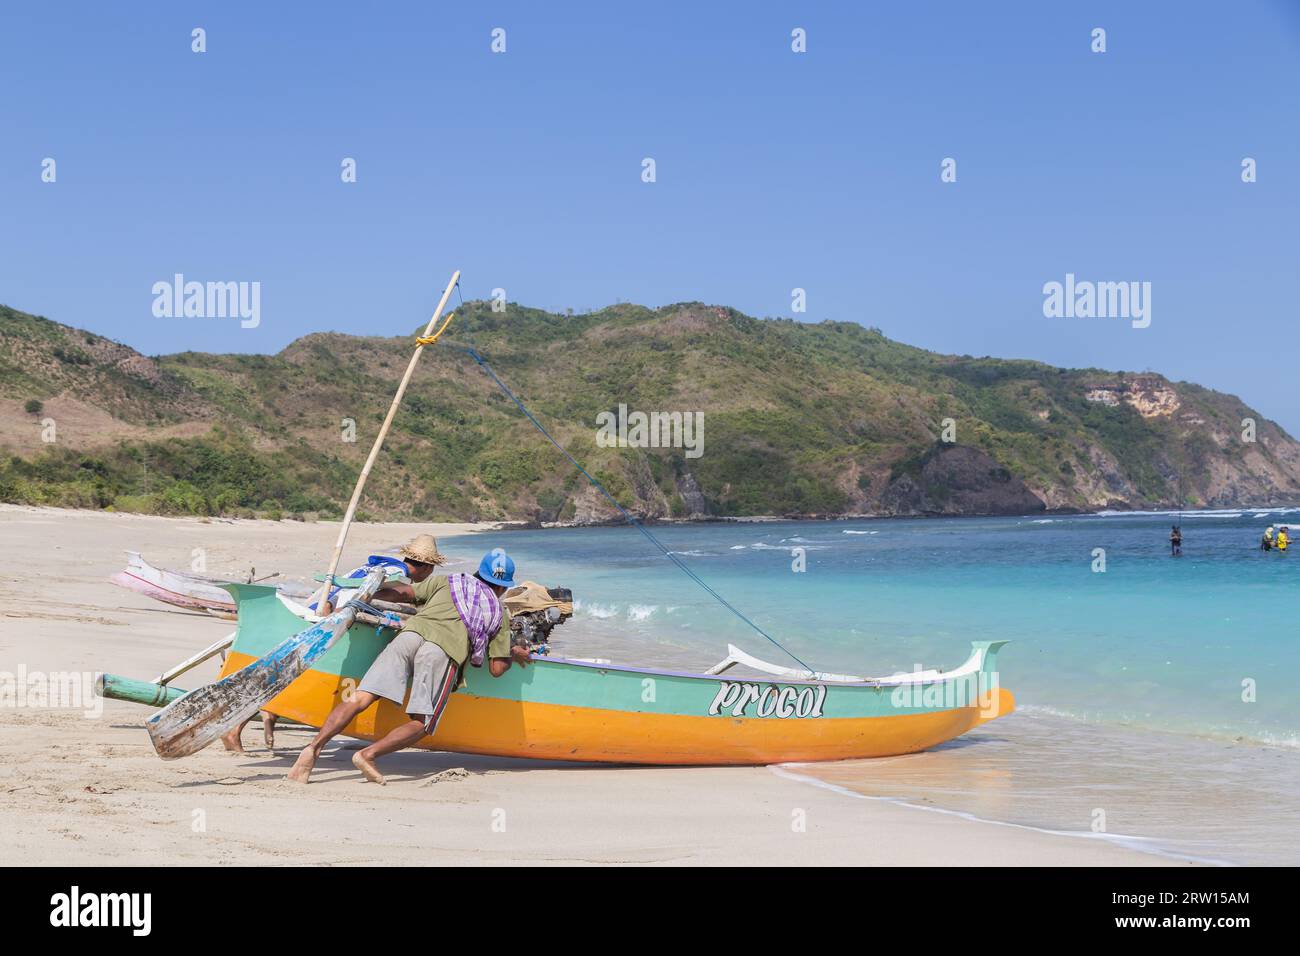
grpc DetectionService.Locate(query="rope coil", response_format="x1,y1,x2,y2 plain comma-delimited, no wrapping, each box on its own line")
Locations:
415,311,456,348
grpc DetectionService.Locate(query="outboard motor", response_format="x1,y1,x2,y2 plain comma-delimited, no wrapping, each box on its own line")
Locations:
502,582,573,653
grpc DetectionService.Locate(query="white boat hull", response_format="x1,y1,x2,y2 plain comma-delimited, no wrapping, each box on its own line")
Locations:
110,551,311,619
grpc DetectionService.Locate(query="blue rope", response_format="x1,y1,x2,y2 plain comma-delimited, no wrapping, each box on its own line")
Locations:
462,342,815,674
350,599,404,632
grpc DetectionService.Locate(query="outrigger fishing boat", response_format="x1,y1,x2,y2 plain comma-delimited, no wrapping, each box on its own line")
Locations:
123,270,1015,767
202,582,1012,764
110,551,313,619
109,574,1013,764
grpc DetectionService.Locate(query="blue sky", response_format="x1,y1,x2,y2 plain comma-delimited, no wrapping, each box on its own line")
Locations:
3,1,1299,430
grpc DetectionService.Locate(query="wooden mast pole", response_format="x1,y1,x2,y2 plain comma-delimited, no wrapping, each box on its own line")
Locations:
316,269,460,613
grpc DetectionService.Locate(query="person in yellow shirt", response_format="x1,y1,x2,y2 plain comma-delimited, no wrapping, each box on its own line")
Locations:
1278,527,1289,553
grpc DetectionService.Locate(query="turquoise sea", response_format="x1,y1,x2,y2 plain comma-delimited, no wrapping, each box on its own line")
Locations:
444,509,1300,865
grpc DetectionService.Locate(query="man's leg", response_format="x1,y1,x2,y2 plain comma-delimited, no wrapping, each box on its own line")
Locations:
351,719,429,785
221,711,279,754
220,714,254,753
287,691,378,783
289,631,423,782
352,643,458,785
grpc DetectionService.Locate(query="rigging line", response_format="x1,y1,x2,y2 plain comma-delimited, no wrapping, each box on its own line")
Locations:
463,344,816,674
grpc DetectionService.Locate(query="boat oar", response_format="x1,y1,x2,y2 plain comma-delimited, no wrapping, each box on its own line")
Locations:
145,567,388,759
314,269,461,614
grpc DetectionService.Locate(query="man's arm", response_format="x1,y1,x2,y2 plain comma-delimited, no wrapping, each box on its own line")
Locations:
486,610,528,677
488,645,531,677
373,583,416,604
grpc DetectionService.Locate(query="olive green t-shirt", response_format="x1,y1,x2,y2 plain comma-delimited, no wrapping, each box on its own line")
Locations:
403,575,512,686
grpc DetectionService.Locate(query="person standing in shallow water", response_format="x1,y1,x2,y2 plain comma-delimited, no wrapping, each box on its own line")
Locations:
1170,525,1182,557
288,537,529,785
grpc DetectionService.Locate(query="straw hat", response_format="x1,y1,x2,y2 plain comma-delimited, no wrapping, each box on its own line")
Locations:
399,533,447,566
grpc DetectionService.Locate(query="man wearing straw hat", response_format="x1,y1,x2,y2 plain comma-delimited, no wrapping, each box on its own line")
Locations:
288,534,528,785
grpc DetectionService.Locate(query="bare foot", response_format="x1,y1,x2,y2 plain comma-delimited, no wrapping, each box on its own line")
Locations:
220,728,245,753
352,751,386,785
262,712,277,750
287,746,318,784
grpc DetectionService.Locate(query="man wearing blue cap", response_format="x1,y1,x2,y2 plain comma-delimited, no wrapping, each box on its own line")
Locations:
288,540,529,785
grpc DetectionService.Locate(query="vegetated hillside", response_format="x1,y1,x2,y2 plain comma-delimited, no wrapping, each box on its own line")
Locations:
2,300,1298,522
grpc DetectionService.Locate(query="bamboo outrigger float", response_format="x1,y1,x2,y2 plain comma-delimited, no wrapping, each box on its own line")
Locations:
133,269,1015,767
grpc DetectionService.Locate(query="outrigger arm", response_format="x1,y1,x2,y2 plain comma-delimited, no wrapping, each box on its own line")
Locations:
704,643,949,685
145,567,389,759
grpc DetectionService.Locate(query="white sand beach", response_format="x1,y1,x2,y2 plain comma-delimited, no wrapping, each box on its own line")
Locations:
0,505,1179,866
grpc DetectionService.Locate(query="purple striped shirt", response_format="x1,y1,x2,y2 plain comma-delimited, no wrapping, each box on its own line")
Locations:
446,573,503,667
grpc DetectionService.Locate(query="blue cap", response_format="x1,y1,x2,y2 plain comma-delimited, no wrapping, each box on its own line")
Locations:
477,548,516,588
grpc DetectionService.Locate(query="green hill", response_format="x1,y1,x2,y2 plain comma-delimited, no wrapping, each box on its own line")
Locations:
3,300,1298,522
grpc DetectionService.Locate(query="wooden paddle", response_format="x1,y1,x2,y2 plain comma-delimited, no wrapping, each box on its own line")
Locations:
314,270,461,614
145,567,388,759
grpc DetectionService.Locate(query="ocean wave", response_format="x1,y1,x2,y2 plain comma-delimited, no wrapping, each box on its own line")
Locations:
1092,508,1262,519
1248,730,1300,750
667,549,713,556
842,529,878,535
574,601,619,619
1018,705,1300,751
1018,704,1094,721
573,600,664,623
627,604,657,622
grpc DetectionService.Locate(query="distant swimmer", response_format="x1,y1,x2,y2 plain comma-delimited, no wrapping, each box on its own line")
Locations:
1170,524,1182,557
1262,526,1275,551
1279,526,1290,553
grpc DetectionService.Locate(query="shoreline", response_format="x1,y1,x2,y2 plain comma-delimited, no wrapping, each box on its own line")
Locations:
769,765,1225,866
784,709,1298,866
9,501,1300,536
0,505,1177,866
0,501,510,539
534,506,1300,530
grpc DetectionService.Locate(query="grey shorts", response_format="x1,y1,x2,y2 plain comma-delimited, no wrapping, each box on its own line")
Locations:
358,631,459,734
